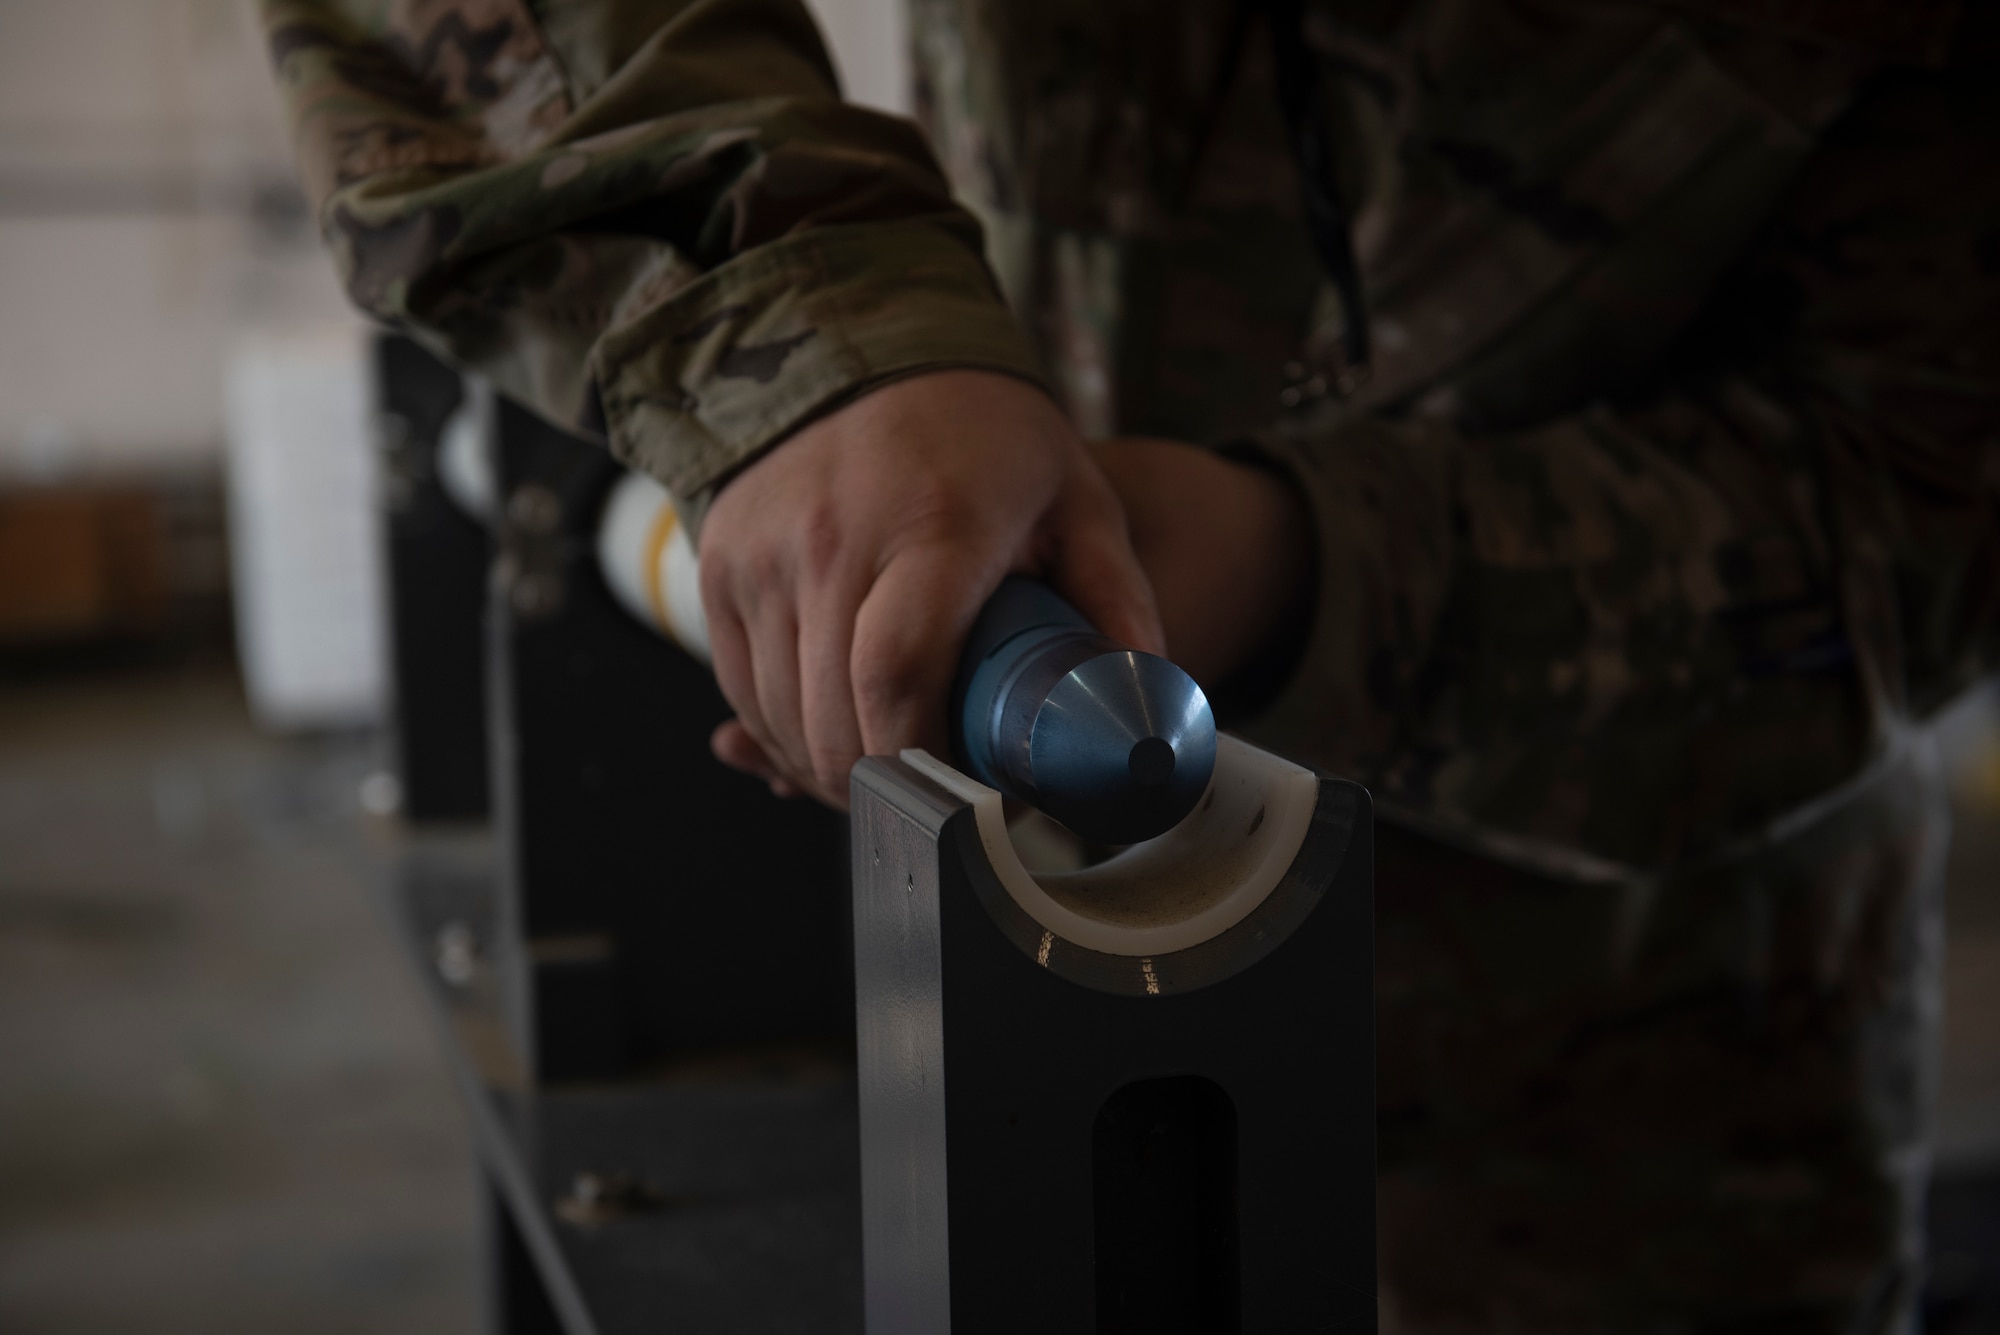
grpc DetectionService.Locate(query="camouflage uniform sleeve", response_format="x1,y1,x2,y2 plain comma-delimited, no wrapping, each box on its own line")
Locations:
1237,56,2000,877
260,0,1047,528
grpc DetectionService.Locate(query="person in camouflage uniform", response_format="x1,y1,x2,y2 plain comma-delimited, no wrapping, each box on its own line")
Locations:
261,0,1997,1329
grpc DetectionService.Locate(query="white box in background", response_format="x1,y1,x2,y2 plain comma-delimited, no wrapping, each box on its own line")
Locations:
222,323,385,731
803,0,908,115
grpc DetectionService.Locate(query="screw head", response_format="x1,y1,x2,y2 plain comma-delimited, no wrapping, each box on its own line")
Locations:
507,483,563,534
435,921,477,986
511,572,565,620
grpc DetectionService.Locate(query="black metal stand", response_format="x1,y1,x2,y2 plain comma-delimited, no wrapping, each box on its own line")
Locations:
386,832,864,1335
850,752,1377,1334
483,1174,567,1335
481,390,852,1081
374,334,489,822
374,334,860,1333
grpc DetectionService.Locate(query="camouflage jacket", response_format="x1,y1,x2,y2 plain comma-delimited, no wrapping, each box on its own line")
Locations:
260,0,1995,874
264,2,1997,1329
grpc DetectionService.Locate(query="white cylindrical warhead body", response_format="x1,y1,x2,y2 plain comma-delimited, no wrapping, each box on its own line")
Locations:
596,470,710,663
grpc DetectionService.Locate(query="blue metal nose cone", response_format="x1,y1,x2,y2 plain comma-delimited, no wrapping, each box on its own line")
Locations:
952,577,1218,846
1027,649,1217,845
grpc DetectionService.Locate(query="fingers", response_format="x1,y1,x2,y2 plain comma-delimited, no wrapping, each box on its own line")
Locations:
703,561,815,797
745,596,811,789
850,546,993,762
717,582,864,807
722,550,980,798
691,371,1173,812
710,720,802,798
797,567,868,808
706,550,869,806
1042,465,1166,657
703,588,770,760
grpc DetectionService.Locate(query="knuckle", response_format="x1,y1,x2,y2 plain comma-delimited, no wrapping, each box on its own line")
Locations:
898,485,981,546
696,550,737,608
798,500,844,574
700,539,789,613
743,542,788,594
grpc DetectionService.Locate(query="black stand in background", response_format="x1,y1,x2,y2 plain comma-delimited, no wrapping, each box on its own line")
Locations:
373,334,861,1334
481,394,849,1081
376,334,486,822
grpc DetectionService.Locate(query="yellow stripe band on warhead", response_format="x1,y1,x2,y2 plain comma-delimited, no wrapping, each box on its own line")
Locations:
641,500,680,640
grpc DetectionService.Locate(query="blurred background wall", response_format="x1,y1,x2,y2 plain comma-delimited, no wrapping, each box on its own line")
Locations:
0,0,354,691
0,0,901,487
0,0,348,483
0,0,904,711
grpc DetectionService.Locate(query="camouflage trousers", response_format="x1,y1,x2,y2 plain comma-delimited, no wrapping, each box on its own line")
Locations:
1369,739,1945,1334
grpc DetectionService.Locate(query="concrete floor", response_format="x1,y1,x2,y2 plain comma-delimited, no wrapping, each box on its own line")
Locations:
0,662,1995,1332
0,665,476,1334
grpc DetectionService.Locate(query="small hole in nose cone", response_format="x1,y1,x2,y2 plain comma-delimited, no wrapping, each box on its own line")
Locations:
1128,736,1176,787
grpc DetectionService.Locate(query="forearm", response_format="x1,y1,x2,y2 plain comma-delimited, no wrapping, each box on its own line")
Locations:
261,0,1046,526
